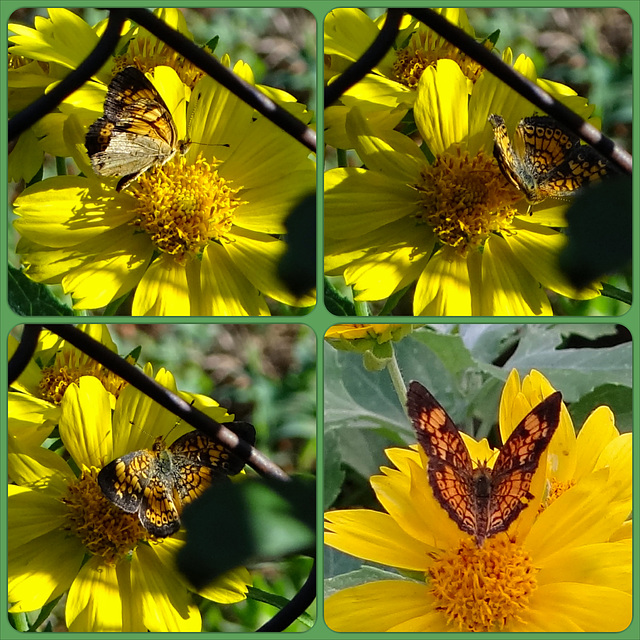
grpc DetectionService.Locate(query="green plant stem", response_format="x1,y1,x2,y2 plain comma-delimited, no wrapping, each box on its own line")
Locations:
353,299,370,316
55,156,67,176
9,611,29,632
600,282,632,305
386,345,407,413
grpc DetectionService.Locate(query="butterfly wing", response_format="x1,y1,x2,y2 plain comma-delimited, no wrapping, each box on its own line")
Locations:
486,391,562,538
517,117,609,200
97,448,155,513
139,473,182,537
85,66,179,190
168,421,256,505
407,381,477,537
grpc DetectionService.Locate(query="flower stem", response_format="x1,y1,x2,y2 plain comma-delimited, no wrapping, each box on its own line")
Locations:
600,282,632,305
353,299,370,316
386,344,407,412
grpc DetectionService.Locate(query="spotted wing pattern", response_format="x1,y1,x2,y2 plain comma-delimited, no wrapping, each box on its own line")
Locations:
85,66,189,191
406,382,477,538
485,392,562,538
98,421,256,537
489,114,609,204
407,380,562,546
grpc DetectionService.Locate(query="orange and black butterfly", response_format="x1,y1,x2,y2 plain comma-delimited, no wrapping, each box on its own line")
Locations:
86,66,190,191
406,380,562,546
488,114,610,205
98,421,255,537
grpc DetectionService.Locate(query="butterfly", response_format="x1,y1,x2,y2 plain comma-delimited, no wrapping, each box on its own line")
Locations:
85,66,190,192
406,380,562,546
97,421,255,537
489,114,610,205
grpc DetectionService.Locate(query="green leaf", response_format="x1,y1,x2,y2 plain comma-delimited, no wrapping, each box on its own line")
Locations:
178,475,315,589
570,383,632,433
247,586,314,627
484,28,501,46
505,325,632,399
8,265,73,316
378,283,412,315
457,324,520,365
323,430,346,509
325,278,355,315
29,594,63,631
277,194,316,299
411,329,475,377
559,175,632,290
324,566,409,598
204,35,219,53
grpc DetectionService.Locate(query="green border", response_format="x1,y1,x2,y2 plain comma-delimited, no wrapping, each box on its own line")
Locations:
3,2,638,638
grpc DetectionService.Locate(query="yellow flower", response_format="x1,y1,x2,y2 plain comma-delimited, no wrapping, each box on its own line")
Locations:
325,370,631,631
7,8,205,182
325,54,602,315
10,8,316,316
8,367,251,631
13,58,315,315
325,324,415,372
8,325,127,477
324,8,486,148
325,323,414,348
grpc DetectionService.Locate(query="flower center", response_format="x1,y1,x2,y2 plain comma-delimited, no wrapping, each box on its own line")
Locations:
428,536,537,632
540,478,576,511
114,37,205,88
131,154,243,265
413,147,521,256
39,353,128,404
392,29,488,88
62,467,148,565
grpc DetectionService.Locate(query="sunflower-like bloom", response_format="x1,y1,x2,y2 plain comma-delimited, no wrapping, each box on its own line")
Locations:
324,8,487,148
11,9,315,315
8,8,198,182
324,370,631,632
8,325,128,475
8,367,251,631
325,51,604,315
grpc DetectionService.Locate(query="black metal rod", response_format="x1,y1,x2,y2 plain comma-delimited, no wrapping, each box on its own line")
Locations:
8,10,127,142
39,324,289,481
8,324,42,386
407,8,632,174
128,8,316,153
325,9,404,108
257,559,316,632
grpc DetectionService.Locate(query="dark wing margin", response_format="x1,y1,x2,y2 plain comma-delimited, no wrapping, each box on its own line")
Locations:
407,381,477,536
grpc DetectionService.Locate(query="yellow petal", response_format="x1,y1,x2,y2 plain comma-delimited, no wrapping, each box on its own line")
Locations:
325,509,432,571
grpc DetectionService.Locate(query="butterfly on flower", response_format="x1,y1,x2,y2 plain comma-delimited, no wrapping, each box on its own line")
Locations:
406,381,562,547
98,421,255,537
85,66,190,192
489,114,610,205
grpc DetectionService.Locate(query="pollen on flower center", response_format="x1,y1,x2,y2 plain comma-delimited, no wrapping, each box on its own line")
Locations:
392,31,488,88
413,147,521,256
39,353,128,404
131,154,243,265
428,536,538,632
62,467,148,565
113,38,205,89
540,478,576,511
